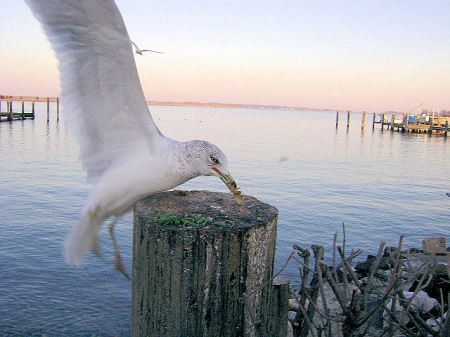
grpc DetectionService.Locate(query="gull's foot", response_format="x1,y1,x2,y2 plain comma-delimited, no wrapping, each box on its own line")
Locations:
108,218,130,280
114,256,131,280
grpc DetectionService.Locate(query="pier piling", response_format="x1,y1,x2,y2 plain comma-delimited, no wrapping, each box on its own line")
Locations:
346,110,351,128
132,190,286,337
8,101,13,121
46,97,50,123
0,96,59,122
56,97,60,121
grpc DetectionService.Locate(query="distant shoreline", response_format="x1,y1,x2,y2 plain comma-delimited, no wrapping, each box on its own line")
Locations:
146,100,335,112
1,95,437,114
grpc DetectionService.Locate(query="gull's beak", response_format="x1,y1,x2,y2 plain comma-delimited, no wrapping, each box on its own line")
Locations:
212,167,237,192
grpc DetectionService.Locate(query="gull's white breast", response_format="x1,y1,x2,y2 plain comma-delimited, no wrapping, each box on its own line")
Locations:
84,139,191,220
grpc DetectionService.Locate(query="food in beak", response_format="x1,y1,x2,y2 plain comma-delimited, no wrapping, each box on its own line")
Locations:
214,168,244,204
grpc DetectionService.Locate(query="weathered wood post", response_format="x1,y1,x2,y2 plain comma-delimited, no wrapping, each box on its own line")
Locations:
56,97,60,121
428,116,433,135
346,110,351,128
8,101,13,121
403,113,408,133
445,121,448,138
361,111,366,131
21,101,25,120
132,190,286,337
32,101,35,119
335,110,339,128
47,97,50,123
372,112,376,129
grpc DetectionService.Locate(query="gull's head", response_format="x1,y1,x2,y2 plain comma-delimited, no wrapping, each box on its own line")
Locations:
189,140,237,192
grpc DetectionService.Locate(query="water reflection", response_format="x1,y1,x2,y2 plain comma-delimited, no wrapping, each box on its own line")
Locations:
0,104,449,335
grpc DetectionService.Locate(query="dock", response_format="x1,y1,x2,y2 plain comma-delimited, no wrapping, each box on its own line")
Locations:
372,113,449,137
336,110,450,137
0,96,59,122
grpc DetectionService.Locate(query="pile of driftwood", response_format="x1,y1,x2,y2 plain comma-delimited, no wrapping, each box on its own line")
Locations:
281,227,449,337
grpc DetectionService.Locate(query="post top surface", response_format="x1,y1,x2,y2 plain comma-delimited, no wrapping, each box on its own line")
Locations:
135,190,278,231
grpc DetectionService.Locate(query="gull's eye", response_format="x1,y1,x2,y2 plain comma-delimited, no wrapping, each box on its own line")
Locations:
210,156,219,165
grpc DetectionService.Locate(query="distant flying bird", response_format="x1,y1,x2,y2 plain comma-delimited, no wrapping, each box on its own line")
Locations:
25,0,241,278
131,41,163,55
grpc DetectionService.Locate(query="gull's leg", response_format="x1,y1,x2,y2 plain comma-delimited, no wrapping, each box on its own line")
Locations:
90,235,102,258
108,217,130,280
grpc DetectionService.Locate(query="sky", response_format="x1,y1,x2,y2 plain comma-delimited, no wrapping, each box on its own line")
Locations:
0,0,449,112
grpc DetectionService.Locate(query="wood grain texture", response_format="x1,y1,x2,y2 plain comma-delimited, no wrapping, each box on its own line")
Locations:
132,190,283,337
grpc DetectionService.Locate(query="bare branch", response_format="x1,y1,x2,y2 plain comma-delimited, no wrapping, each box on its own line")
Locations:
363,240,385,309
337,246,363,290
356,235,404,326
332,231,339,286
319,261,351,319
312,245,332,336
297,300,318,337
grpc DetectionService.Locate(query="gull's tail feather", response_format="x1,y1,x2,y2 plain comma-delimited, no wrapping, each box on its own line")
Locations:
64,212,102,267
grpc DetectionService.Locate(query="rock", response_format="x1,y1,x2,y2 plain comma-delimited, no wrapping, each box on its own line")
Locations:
423,237,447,255
426,317,441,332
384,246,398,257
408,247,423,254
286,321,294,337
288,298,300,311
355,255,394,276
328,267,352,283
288,311,297,322
383,290,439,330
404,290,439,312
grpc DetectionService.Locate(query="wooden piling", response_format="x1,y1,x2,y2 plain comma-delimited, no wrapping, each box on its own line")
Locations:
8,101,13,121
56,97,60,121
346,110,351,128
21,101,25,120
381,113,385,130
132,191,284,337
429,117,433,135
372,112,376,129
361,111,366,130
46,97,50,122
32,102,35,119
445,121,448,138
335,110,339,128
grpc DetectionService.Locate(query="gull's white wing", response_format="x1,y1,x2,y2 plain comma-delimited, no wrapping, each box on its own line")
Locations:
25,0,164,183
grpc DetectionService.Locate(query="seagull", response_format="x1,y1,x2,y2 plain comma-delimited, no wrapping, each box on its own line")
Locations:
131,41,163,55
25,0,241,277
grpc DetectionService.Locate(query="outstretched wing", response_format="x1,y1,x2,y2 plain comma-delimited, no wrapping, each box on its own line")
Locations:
25,0,164,183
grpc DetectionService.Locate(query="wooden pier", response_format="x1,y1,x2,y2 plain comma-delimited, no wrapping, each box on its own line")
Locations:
337,110,450,137
0,96,59,122
373,113,450,137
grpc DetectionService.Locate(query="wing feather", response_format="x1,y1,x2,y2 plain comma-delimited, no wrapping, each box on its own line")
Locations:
25,0,164,182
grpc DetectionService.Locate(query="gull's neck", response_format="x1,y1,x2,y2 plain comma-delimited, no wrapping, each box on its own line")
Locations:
168,139,204,182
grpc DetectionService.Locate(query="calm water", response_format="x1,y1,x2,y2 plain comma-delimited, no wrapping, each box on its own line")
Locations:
1,103,449,336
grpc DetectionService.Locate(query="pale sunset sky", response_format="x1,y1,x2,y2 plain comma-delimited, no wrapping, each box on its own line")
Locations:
0,0,449,112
